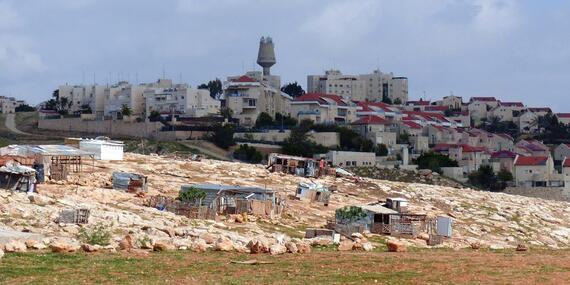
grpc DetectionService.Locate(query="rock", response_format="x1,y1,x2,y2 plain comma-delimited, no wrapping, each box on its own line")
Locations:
386,240,407,252
309,237,333,246
470,242,481,250
50,241,76,253
153,240,175,251
27,194,53,206
489,244,505,250
161,228,176,238
214,237,234,252
25,240,46,250
119,235,133,250
337,240,353,251
81,244,99,253
269,244,287,255
516,244,528,252
190,239,208,253
4,240,27,253
247,238,270,254
0,249,4,261
285,241,298,254
361,242,374,251
418,233,430,242
295,241,311,254
200,233,216,245
173,239,191,250
418,169,432,176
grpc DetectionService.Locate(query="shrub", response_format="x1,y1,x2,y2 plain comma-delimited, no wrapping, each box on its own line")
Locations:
336,206,367,223
208,124,236,149
78,223,112,246
415,152,459,174
179,187,207,205
233,144,263,163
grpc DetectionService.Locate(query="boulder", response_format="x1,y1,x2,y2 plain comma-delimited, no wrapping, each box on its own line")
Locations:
119,235,133,251
247,238,270,254
337,240,353,251
418,233,430,242
470,242,482,250
362,242,374,251
190,239,208,253
516,244,528,252
81,244,99,253
4,240,27,253
296,241,312,254
50,241,76,253
285,241,298,254
386,240,407,252
214,237,234,252
27,194,54,206
25,240,47,250
161,228,176,238
200,233,216,245
153,240,175,252
269,244,287,255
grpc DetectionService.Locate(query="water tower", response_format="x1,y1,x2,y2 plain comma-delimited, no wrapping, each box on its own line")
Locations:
257,36,276,76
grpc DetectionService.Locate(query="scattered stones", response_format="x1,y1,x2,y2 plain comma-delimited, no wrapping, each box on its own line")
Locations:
4,241,27,253
285,241,298,254
247,238,270,254
190,239,208,253
213,237,234,252
386,240,407,252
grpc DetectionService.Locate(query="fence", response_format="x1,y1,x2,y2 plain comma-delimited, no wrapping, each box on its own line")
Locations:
145,195,216,220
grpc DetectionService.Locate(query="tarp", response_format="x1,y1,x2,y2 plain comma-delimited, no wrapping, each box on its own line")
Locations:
0,161,36,175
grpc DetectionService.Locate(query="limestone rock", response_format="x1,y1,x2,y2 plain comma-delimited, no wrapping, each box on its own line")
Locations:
247,238,270,254
81,244,99,253
296,241,311,254
337,240,353,251
214,237,234,252
0,249,4,261
4,241,27,253
50,241,76,253
362,242,374,251
119,235,133,250
190,239,208,253
153,240,175,251
200,233,216,245
269,244,287,255
25,240,46,250
386,240,407,252
285,241,298,254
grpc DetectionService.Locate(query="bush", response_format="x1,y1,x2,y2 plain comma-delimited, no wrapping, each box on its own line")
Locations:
336,206,367,223
233,144,263,163
208,124,236,149
469,166,513,191
415,152,459,174
15,104,36,112
376,144,389,156
179,186,207,205
255,112,274,129
78,223,112,246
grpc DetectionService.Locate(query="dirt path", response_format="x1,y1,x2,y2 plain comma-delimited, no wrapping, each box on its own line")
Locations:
4,113,33,136
181,140,231,161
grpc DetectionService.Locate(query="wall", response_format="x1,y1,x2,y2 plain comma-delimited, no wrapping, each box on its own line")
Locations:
234,130,340,147
39,118,163,139
504,187,570,202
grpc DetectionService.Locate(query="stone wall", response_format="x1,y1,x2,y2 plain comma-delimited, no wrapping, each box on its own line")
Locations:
234,130,340,147
504,187,570,202
39,118,163,139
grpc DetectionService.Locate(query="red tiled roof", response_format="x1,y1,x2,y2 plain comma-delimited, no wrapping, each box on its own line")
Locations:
461,145,487,153
514,156,548,166
500,102,524,107
401,121,422,129
556,113,570,118
402,111,449,123
528,107,552,113
471,97,497,102
432,144,486,153
563,158,570,167
355,101,393,113
406,100,431,106
351,115,389,125
294,93,347,106
491,150,517,159
232,75,257,83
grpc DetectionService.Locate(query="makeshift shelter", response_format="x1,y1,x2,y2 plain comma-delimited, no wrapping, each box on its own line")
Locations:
267,153,318,177
182,183,283,216
296,181,331,205
0,161,36,192
0,145,94,181
79,138,124,161
112,172,148,192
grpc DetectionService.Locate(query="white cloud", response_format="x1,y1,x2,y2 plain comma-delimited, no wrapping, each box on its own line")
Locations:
0,1,22,30
473,0,520,36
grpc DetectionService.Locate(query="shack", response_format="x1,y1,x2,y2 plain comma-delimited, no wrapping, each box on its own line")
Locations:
267,153,318,177
296,181,331,206
0,161,36,192
112,172,148,192
0,145,94,181
79,138,124,161
181,183,283,217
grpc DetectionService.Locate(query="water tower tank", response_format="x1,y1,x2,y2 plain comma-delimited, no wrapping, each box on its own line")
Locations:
257,36,276,76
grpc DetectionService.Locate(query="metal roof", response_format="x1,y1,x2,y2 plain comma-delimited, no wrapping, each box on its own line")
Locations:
184,183,275,194
358,204,398,214
0,145,94,157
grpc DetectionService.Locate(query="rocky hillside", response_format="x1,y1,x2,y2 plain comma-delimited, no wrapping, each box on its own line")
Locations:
1,153,570,257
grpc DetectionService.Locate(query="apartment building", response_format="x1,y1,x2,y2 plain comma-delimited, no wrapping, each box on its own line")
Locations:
307,69,408,104
144,86,220,117
223,75,291,127
0,96,24,114
487,101,524,122
468,97,499,123
553,143,570,162
290,93,357,124
513,155,563,188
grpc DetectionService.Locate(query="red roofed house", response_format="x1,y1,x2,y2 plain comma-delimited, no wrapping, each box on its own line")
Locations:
553,143,570,162
468,97,499,124
513,155,562,188
290,93,358,124
562,158,570,188
556,113,570,126
487,101,525,123
433,144,491,174
398,121,429,154
350,115,397,146
223,74,292,126
490,150,517,173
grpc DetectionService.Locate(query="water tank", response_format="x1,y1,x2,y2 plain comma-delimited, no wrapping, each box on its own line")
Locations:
257,36,276,76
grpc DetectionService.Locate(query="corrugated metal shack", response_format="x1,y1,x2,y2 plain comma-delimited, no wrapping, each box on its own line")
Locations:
0,161,36,192
181,183,284,217
0,145,94,181
267,153,319,177
112,172,148,192
296,181,331,206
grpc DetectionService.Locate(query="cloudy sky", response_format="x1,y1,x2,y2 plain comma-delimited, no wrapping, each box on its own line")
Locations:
0,0,569,110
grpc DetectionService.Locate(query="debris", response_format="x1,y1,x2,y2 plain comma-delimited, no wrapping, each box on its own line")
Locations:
58,209,90,224
112,172,148,192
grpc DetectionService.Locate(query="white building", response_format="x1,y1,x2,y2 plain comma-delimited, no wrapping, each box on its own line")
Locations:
145,86,220,117
307,69,408,104
323,150,376,167
0,96,25,114
79,138,124,161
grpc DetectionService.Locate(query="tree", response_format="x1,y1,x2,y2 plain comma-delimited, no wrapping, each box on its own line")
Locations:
382,96,393,105
375,144,389,156
497,168,514,189
220,107,233,120
397,133,410,144
281,82,305,98
15,104,36,112
393,98,402,105
282,120,328,157
233,144,263,163
198,79,223,99
178,186,207,206
415,152,459,174
275,113,297,127
467,165,511,191
209,124,236,149
80,104,92,114
121,104,132,117
255,112,274,129
148,110,161,121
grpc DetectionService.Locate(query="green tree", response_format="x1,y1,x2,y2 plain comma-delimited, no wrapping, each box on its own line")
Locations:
375,143,389,156
255,112,274,129
15,104,36,112
220,107,233,120
209,124,236,149
121,104,132,117
233,144,263,163
148,110,161,121
282,120,328,157
198,78,223,99
382,96,393,104
415,152,459,174
393,98,402,105
281,82,305,97
468,165,502,191
275,113,298,127
178,187,207,206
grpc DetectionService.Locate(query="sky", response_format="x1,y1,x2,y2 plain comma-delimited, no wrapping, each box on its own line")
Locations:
0,0,569,111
